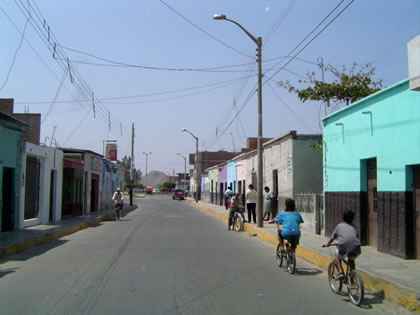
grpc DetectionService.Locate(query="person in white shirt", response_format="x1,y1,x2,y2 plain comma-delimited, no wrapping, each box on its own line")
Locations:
224,186,233,209
245,184,257,223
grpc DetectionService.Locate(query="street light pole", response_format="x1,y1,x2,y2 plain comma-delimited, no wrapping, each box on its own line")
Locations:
142,152,151,188
181,128,199,203
214,14,264,227
176,152,187,191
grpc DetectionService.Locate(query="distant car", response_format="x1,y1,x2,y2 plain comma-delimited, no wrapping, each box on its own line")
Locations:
172,189,185,200
146,187,153,195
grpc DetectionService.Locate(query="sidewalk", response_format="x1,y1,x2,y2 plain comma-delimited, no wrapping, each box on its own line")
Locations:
0,204,137,259
186,198,420,313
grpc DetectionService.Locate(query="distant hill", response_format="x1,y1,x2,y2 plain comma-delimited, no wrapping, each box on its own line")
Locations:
140,170,169,187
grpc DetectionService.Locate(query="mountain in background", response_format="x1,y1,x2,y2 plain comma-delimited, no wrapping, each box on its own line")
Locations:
140,170,169,187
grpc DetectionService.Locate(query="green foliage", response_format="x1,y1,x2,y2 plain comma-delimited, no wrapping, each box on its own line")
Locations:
278,62,383,107
159,181,176,190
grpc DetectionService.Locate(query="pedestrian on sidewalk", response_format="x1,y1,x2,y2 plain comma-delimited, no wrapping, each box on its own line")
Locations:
224,186,233,210
263,186,275,221
228,193,245,231
245,184,257,223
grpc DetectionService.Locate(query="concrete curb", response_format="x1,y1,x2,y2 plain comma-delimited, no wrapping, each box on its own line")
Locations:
189,201,420,313
0,205,138,259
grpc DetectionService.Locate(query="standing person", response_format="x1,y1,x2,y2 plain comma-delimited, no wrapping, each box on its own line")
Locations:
228,193,245,231
263,186,275,221
245,184,257,223
224,186,233,210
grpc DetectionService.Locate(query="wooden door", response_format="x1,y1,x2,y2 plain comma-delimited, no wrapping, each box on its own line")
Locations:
414,166,420,259
367,159,377,247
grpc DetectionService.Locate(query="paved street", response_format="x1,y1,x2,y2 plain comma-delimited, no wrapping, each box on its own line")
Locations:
0,195,412,315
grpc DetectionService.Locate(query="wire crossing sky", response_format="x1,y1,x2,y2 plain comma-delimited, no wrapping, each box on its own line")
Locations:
1,0,419,174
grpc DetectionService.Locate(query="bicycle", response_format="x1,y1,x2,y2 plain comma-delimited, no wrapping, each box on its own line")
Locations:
114,202,122,221
275,222,298,274
232,207,245,232
323,244,364,306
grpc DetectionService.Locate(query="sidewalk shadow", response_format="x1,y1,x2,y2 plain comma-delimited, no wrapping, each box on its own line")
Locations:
0,267,18,279
0,239,68,263
294,267,323,276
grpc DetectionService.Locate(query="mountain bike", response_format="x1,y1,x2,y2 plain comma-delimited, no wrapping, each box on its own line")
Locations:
275,222,298,274
114,202,122,221
323,244,364,306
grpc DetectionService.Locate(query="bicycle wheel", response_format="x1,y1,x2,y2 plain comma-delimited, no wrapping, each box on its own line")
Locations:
347,270,364,306
287,249,296,274
234,215,243,232
276,243,284,268
328,261,342,293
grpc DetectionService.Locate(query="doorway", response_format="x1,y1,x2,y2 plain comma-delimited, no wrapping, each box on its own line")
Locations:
90,174,99,212
272,170,279,217
414,166,420,259
367,158,378,247
24,156,41,220
2,167,15,231
49,170,57,221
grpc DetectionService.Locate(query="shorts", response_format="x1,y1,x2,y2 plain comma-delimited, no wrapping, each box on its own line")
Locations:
335,248,360,260
278,230,300,245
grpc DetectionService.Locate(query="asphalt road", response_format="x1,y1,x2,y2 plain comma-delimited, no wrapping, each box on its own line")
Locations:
0,195,411,314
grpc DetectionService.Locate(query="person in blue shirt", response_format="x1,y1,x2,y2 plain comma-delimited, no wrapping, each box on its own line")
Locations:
269,199,304,250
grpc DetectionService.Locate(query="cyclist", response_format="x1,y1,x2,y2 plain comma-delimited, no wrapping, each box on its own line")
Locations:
112,187,124,220
323,209,361,281
228,193,245,231
269,199,303,251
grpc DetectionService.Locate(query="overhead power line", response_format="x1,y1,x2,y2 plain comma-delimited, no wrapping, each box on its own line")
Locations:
159,0,254,59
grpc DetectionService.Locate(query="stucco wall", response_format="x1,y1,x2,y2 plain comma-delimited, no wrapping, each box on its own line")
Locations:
293,138,323,194
323,79,420,192
19,143,63,228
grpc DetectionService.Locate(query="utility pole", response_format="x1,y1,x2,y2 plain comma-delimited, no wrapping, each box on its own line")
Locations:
130,123,134,206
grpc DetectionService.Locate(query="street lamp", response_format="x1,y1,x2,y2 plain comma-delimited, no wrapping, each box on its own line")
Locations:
213,14,264,227
142,152,152,188
176,152,187,192
181,128,199,203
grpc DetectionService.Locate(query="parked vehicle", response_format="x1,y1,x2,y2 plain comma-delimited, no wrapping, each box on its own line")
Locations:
172,189,185,200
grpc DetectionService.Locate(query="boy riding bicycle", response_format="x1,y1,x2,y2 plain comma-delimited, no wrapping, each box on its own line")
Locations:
228,193,245,231
269,199,303,250
323,209,361,281
112,187,124,220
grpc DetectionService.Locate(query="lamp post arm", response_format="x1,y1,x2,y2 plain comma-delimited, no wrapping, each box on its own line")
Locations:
224,18,258,45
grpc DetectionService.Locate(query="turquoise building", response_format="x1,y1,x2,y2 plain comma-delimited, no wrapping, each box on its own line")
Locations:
323,79,420,259
0,112,26,232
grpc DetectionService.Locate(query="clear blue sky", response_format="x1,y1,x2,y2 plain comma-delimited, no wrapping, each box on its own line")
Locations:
1,0,419,175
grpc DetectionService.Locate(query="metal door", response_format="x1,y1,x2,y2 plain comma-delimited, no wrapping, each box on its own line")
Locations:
414,166,420,259
367,159,377,247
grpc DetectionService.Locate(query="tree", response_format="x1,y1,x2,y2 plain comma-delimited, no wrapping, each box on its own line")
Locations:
159,181,176,190
116,155,142,188
278,62,383,107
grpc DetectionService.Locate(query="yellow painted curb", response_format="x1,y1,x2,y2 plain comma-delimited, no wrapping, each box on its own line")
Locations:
188,201,420,313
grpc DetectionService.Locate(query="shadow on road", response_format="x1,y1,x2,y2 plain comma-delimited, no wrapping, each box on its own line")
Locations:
0,267,18,279
294,267,323,276
0,239,68,263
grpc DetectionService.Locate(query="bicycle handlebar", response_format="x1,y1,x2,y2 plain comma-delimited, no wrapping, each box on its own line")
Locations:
322,243,338,247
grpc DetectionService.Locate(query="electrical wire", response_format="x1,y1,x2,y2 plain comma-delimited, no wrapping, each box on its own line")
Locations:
0,7,29,91
159,0,254,59
265,0,297,45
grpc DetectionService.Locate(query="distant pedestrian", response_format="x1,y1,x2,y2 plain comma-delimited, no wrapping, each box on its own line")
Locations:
263,186,275,221
224,186,233,209
245,184,257,223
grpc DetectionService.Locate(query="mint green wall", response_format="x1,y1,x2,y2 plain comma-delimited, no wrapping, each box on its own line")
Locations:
208,167,218,194
323,79,420,192
0,123,22,230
